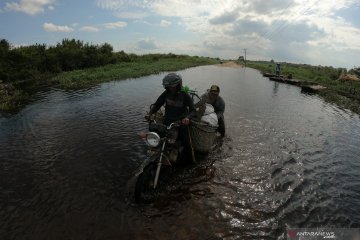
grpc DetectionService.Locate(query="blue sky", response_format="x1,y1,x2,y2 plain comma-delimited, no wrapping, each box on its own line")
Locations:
1,0,359,69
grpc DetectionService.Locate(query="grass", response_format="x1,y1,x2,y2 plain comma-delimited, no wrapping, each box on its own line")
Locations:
246,60,360,114
247,61,342,82
3,56,360,115
0,55,218,112
54,56,219,89
0,86,29,111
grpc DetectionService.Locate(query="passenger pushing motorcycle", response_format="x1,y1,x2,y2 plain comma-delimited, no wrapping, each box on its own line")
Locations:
145,73,196,164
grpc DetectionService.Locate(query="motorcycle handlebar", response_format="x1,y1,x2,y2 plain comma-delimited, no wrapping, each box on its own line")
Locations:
167,121,180,130
144,115,184,129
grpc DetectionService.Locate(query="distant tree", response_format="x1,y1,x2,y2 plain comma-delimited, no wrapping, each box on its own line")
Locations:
83,44,99,68
238,56,244,61
98,42,116,65
0,39,11,81
1,38,209,83
1,38,122,82
0,39,10,55
115,50,131,62
56,38,86,71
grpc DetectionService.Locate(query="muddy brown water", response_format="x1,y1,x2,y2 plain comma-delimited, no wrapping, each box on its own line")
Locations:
1,65,360,239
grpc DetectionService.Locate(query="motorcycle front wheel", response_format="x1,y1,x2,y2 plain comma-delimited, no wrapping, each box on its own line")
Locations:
134,163,159,203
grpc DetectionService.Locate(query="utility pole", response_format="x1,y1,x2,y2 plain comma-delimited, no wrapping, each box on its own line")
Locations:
243,48,247,67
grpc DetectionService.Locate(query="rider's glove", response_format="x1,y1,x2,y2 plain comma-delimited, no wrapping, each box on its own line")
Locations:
145,114,155,121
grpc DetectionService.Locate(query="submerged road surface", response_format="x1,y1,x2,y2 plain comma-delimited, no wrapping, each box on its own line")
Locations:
1,65,360,239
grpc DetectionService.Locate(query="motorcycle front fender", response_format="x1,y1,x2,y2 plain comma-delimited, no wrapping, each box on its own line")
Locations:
134,155,158,177
134,153,173,177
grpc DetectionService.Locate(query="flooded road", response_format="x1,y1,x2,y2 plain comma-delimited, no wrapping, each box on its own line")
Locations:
1,65,360,239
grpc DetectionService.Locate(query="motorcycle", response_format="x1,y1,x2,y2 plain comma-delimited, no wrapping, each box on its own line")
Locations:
133,89,218,203
134,113,186,203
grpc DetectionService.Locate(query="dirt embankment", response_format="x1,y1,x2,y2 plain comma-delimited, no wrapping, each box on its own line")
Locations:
216,61,244,68
338,73,360,82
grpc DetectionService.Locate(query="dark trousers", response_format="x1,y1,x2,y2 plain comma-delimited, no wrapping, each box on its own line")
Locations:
178,125,194,164
218,116,225,137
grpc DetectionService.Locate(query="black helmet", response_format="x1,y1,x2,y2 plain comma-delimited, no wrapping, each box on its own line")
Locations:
162,73,182,88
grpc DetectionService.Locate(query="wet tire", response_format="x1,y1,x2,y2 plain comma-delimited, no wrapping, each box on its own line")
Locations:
134,163,159,203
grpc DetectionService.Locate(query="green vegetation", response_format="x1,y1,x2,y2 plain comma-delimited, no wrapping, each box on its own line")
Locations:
247,60,345,83
0,38,218,111
2,36,360,114
0,38,117,82
246,60,360,114
55,55,219,89
0,84,29,111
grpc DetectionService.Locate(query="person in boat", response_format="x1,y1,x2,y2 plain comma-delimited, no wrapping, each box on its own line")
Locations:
195,84,226,137
145,73,195,162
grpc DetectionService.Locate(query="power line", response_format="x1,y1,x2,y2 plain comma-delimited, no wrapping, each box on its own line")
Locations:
265,1,317,42
257,0,298,41
250,0,318,53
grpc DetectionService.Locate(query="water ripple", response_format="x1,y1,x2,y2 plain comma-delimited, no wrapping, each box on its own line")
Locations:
2,66,360,239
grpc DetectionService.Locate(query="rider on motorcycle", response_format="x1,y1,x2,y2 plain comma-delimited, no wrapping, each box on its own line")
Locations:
147,73,195,125
145,73,196,163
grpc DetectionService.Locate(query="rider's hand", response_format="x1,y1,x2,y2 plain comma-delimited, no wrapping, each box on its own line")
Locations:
181,117,190,125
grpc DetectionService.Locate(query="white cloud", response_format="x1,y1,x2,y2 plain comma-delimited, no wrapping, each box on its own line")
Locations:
42,21,127,33
136,38,158,50
160,20,171,27
103,21,127,29
151,0,235,18
97,1,149,19
114,11,148,19
97,0,360,68
95,0,128,11
43,22,74,32
95,0,152,11
137,19,171,27
306,17,360,51
80,26,100,32
5,0,56,15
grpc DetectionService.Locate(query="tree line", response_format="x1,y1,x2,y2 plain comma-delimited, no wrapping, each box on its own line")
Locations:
0,38,188,83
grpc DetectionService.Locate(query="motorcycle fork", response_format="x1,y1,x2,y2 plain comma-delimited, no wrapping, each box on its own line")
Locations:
153,140,166,189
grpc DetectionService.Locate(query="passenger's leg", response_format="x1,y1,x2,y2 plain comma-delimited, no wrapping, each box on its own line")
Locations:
218,116,225,137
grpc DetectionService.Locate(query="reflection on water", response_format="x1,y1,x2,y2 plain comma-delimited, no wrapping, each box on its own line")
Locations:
1,65,360,239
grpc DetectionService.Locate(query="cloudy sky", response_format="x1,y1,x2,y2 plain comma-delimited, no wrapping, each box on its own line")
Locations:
1,0,359,69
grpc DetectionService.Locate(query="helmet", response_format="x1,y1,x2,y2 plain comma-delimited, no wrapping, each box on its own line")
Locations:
210,84,220,93
162,73,182,88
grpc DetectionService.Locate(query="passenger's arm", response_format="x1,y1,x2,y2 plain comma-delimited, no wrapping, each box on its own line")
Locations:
215,97,225,119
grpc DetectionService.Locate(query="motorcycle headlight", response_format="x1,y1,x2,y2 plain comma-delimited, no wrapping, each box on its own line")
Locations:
146,132,161,147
